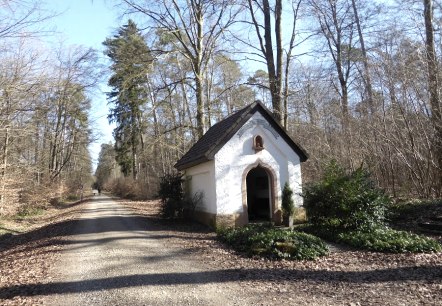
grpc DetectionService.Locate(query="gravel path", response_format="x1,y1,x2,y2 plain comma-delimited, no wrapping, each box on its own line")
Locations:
1,196,440,305
46,195,262,306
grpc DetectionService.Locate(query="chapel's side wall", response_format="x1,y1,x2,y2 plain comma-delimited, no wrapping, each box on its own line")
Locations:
214,112,303,227
183,161,217,226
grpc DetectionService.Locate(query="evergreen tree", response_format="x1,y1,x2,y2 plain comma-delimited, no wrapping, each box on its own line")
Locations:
103,20,153,179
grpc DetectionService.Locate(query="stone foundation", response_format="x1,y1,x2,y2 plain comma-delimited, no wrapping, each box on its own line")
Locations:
192,210,217,228
293,207,307,224
191,208,285,228
192,210,249,228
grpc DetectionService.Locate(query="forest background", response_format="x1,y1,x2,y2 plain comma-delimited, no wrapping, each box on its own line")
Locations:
1,0,441,216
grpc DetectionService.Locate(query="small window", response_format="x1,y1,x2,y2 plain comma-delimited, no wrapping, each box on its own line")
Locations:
253,135,264,152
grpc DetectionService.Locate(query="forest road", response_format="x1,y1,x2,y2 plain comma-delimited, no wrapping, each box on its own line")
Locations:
46,195,261,306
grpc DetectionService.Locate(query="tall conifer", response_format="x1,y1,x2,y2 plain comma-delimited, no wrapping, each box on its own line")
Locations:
103,20,152,179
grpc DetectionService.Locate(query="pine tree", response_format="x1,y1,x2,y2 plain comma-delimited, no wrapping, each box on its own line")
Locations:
103,20,153,179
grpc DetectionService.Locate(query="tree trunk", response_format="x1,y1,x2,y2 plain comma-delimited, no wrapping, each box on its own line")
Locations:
262,0,282,123
351,0,374,114
275,0,283,124
282,0,302,129
195,5,205,139
195,72,205,138
0,89,11,210
423,0,442,197
0,127,9,210
131,112,138,180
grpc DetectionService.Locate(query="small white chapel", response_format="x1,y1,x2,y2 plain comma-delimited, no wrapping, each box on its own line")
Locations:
174,101,308,227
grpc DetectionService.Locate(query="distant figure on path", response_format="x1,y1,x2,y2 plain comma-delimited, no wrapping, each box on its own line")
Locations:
98,187,101,195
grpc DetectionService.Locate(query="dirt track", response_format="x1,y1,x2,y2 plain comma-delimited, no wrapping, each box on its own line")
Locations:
41,195,268,305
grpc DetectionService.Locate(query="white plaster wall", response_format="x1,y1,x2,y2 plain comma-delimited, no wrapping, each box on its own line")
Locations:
184,161,217,214
214,112,303,215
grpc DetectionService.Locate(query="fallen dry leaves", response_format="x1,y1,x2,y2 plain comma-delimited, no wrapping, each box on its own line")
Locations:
0,201,88,306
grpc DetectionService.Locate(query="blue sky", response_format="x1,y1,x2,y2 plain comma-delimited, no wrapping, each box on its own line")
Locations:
47,0,122,169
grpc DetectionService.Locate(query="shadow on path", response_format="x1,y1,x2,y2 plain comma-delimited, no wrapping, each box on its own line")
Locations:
0,196,206,253
0,265,441,299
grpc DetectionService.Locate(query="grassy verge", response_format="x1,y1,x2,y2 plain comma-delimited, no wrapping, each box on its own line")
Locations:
0,221,11,235
16,206,46,219
217,223,328,260
0,219,25,236
0,193,86,237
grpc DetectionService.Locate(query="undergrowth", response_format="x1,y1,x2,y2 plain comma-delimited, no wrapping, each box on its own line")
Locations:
16,206,45,219
301,225,441,253
337,227,442,253
217,224,328,260
388,199,442,223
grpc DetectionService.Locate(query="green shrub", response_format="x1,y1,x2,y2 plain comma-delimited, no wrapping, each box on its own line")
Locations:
217,224,328,260
158,173,184,218
337,227,442,253
282,182,295,217
303,161,390,231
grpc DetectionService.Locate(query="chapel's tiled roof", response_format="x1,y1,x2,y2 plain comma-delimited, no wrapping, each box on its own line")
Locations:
174,101,308,171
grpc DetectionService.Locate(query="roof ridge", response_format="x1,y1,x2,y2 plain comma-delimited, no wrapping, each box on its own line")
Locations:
204,102,257,159
174,101,308,171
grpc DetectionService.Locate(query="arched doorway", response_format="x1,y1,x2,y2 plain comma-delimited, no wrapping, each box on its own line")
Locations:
246,166,271,222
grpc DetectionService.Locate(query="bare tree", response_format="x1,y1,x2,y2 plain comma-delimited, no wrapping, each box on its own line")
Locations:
120,0,240,138
309,0,356,129
0,0,55,39
423,0,442,196
350,0,375,114
244,0,303,127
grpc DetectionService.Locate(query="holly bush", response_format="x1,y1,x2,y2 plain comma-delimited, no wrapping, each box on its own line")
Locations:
302,161,389,231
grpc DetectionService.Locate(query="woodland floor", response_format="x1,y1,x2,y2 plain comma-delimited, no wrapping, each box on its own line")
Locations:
0,196,441,305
